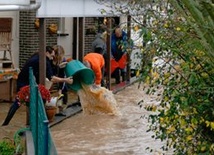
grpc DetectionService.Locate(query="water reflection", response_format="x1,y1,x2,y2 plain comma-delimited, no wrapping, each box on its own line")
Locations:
51,83,171,155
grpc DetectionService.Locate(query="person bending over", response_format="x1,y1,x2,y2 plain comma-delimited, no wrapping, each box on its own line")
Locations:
2,46,73,126
83,48,105,87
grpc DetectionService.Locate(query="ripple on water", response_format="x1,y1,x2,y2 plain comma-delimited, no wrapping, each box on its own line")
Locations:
51,83,172,155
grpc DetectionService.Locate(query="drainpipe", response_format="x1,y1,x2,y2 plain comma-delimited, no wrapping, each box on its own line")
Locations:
0,0,41,11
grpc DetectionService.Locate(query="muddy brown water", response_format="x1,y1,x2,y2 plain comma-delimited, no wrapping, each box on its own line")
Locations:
0,83,172,155
51,83,172,155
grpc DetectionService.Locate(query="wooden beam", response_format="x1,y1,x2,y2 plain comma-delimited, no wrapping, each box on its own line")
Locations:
78,17,85,62
72,17,77,59
39,18,46,85
126,15,131,81
106,17,112,90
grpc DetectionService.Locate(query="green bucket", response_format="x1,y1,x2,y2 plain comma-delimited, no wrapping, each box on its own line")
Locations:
65,60,95,91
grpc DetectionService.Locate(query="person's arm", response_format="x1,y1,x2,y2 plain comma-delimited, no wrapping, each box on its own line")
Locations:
51,76,73,84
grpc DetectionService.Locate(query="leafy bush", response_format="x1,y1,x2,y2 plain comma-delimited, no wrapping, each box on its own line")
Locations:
0,137,16,155
97,0,214,154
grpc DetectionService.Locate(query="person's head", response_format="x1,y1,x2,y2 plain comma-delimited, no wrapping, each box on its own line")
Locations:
52,45,65,65
115,27,122,38
46,46,55,60
94,46,103,54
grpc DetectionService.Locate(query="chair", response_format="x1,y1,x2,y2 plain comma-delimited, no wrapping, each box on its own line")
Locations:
0,18,13,69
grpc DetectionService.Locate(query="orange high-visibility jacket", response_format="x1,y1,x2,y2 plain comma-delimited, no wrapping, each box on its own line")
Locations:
83,53,105,85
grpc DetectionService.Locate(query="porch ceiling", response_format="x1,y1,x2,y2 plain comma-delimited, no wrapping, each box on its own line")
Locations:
37,0,117,18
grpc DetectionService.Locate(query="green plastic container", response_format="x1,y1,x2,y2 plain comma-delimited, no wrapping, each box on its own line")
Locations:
65,60,95,91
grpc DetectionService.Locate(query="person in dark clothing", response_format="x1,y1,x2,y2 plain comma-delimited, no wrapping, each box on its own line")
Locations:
111,26,133,83
92,32,106,55
2,46,73,126
92,32,107,87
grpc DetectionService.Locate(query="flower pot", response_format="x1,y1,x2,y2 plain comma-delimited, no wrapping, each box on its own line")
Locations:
45,106,57,123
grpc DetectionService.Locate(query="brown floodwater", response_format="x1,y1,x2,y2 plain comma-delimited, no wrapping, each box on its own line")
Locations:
0,83,172,155
51,83,172,155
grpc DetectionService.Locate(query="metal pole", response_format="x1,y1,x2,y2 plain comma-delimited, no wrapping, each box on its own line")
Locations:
43,120,49,155
35,86,38,155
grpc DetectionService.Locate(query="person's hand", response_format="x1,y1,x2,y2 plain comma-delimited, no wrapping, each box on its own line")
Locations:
59,62,68,68
65,77,73,84
118,45,123,50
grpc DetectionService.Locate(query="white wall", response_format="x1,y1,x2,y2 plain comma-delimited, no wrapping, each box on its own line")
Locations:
37,0,113,18
0,11,19,68
57,17,73,59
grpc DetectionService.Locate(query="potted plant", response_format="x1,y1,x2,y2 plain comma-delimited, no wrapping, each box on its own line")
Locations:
0,136,24,155
17,84,52,122
0,137,16,155
17,84,51,106
45,94,65,122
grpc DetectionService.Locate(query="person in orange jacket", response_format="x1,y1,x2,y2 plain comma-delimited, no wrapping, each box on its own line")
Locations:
83,47,105,86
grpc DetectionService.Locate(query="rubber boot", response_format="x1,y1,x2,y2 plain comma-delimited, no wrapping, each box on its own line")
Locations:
62,91,68,105
121,71,126,82
114,68,120,84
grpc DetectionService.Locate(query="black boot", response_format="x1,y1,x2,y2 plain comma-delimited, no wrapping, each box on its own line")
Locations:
62,92,68,105
115,68,121,84
2,100,20,126
121,71,126,82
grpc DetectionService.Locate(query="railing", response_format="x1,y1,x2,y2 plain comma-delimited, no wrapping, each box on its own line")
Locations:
28,67,57,155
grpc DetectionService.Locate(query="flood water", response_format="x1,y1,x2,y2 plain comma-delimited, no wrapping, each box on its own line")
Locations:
51,83,172,155
0,83,172,155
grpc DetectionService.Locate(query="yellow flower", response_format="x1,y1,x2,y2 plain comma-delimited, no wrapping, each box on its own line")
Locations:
176,27,181,31
136,70,140,77
186,135,193,141
167,126,175,134
134,25,139,31
164,23,169,28
201,72,209,78
210,122,214,130
185,127,193,133
201,146,206,152
159,117,164,123
205,121,210,127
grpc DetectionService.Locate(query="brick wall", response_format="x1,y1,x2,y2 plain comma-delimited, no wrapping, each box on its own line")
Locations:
19,15,108,67
19,11,58,68
84,17,97,54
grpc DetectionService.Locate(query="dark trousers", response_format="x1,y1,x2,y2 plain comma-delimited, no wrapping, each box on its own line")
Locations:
2,99,20,126
2,82,24,126
111,68,126,84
